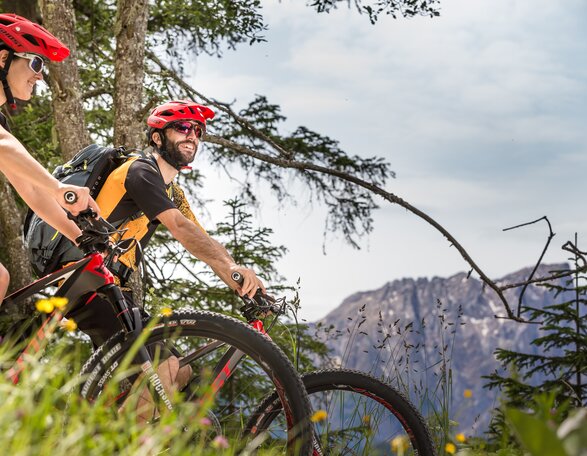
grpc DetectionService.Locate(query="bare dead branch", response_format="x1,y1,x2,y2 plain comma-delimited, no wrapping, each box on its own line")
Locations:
500,269,578,291
206,134,521,320
502,216,555,317
562,241,587,269
83,87,112,100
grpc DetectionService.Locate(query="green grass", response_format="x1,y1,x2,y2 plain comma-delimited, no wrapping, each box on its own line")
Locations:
0,335,283,456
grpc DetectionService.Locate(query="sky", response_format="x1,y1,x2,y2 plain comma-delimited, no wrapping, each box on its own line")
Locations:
187,0,587,322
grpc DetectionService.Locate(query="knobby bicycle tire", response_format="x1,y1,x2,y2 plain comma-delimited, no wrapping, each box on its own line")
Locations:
247,368,436,456
79,310,313,455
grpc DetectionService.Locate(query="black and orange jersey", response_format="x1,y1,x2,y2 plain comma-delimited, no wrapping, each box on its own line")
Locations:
94,154,206,273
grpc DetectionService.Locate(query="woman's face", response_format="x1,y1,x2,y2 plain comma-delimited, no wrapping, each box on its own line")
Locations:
0,52,43,101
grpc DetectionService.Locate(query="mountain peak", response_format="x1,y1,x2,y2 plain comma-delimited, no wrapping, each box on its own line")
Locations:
314,263,572,434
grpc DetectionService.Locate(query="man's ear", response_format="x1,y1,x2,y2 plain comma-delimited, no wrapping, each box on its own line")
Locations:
152,131,162,147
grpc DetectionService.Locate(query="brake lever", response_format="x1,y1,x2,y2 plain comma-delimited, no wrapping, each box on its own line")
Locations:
67,208,96,225
68,210,121,255
231,272,278,317
69,210,118,234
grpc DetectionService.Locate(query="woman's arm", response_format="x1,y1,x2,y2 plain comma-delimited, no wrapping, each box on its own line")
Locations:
0,126,99,216
9,178,81,242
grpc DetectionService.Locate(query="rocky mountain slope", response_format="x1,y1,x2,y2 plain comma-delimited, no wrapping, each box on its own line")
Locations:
312,263,572,434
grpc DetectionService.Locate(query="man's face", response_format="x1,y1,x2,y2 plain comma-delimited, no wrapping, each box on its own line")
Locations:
161,121,203,166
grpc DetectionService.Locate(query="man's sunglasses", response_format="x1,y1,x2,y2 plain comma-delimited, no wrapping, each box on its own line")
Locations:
14,52,45,74
169,121,204,139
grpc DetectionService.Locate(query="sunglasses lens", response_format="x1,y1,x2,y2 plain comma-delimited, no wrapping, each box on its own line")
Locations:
173,122,191,134
30,56,44,73
172,122,203,137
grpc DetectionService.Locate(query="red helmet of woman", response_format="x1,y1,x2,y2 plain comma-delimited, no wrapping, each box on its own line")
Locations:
0,13,69,61
147,100,215,130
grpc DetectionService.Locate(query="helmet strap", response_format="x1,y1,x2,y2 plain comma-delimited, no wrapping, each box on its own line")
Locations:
0,49,17,110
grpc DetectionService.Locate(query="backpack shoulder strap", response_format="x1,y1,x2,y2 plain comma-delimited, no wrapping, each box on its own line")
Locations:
95,155,141,219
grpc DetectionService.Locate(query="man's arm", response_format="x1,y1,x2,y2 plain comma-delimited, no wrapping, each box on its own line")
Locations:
157,208,265,298
0,127,99,216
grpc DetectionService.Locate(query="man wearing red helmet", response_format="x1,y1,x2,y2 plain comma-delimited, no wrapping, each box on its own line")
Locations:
62,100,265,349
0,14,99,302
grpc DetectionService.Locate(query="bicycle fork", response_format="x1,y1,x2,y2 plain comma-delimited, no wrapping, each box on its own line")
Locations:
98,284,174,413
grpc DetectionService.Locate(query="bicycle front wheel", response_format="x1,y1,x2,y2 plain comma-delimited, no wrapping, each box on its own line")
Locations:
247,368,436,455
79,310,312,455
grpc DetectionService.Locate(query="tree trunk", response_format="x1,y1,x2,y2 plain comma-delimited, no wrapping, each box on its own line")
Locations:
39,0,90,160
113,0,149,303
113,0,149,149
0,178,31,288
0,177,34,313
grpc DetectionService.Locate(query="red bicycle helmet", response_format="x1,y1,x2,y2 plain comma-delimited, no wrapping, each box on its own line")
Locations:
147,100,215,129
0,13,69,61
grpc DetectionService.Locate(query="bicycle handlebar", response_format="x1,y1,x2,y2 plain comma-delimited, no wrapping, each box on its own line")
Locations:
68,209,119,255
231,271,280,321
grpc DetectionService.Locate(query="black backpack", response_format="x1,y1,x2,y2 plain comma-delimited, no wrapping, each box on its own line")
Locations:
24,144,136,277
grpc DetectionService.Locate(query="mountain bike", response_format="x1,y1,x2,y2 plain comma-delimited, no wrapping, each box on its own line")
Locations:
68,211,436,455
1,208,313,455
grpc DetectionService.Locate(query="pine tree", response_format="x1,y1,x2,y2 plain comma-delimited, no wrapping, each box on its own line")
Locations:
144,198,330,371
484,236,586,439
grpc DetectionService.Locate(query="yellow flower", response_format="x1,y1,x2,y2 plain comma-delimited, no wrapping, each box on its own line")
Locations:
50,297,69,310
36,299,54,314
160,307,173,317
310,410,328,423
456,433,466,443
61,319,77,333
463,389,473,398
390,435,409,452
445,442,457,454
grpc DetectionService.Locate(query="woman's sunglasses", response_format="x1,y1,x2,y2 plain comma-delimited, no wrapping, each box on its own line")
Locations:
14,52,45,74
169,121,204,139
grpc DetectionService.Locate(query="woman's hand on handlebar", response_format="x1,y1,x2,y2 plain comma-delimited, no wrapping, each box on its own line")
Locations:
56,184,101,217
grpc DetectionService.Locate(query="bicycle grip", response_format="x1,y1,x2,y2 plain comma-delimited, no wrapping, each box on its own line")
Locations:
231,271,244,285
64,191,78,204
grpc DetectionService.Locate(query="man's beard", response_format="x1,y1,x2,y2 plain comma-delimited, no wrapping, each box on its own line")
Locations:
165,139,197,167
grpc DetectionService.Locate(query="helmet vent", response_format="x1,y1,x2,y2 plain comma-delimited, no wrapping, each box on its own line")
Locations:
22,33,39,47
